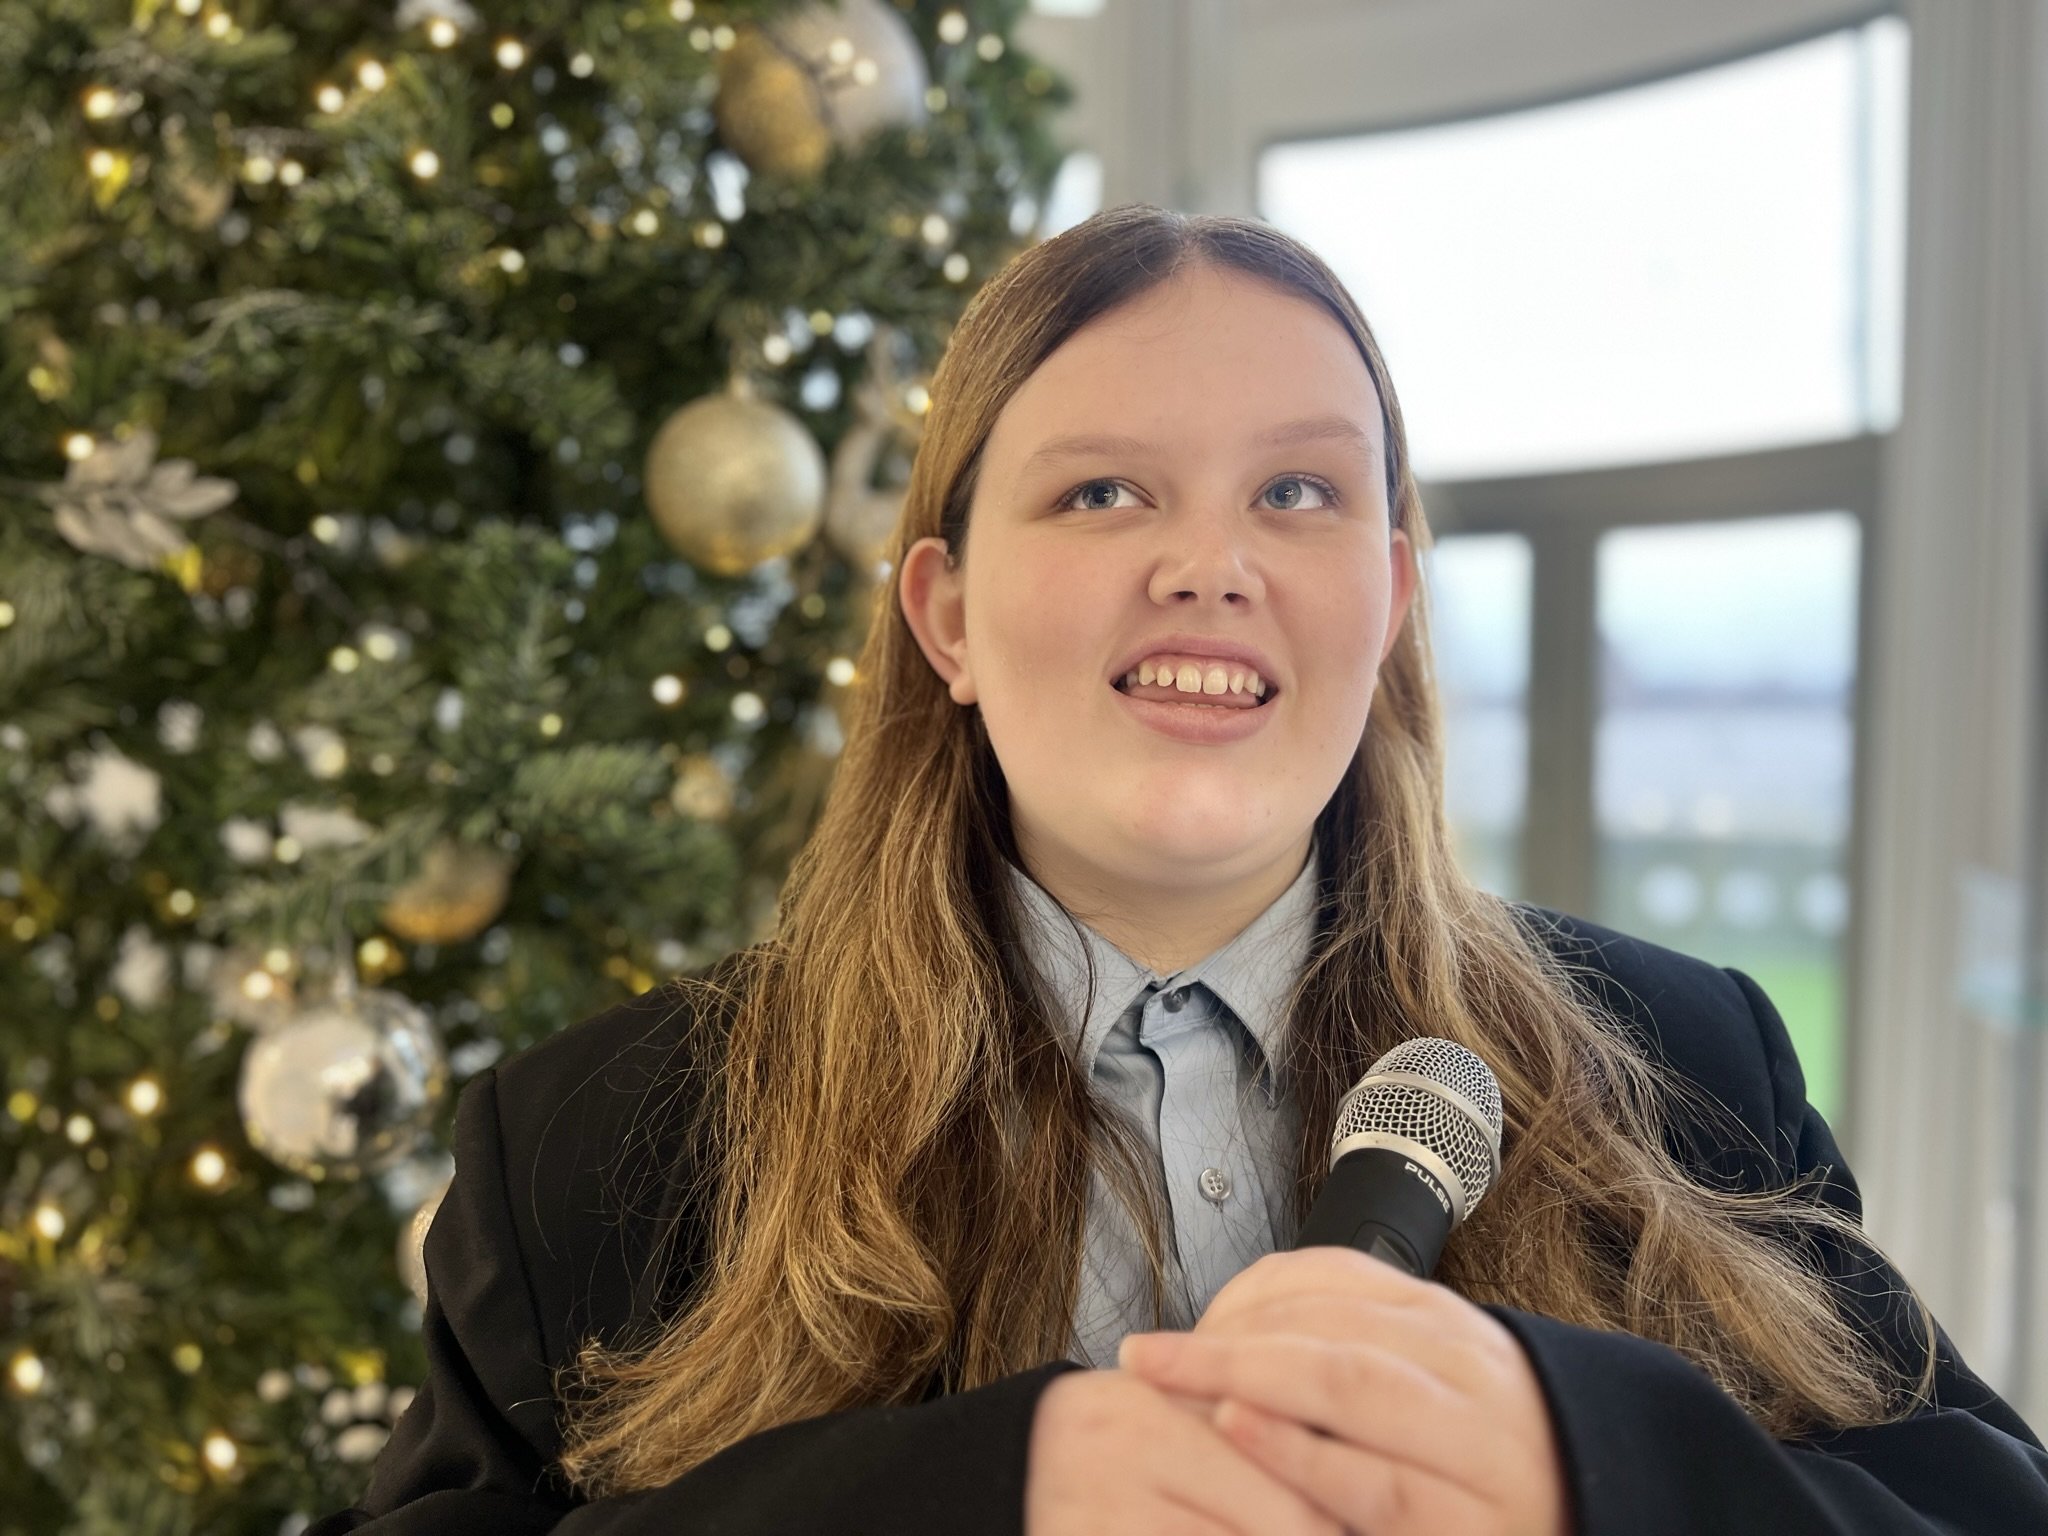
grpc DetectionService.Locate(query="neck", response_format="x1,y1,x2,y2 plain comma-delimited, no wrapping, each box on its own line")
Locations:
1012,830,1314,976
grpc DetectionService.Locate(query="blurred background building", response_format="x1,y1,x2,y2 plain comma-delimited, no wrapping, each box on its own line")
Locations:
1019,0,2048,1432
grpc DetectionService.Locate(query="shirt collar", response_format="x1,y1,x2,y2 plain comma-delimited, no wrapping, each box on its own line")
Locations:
1002,847,1323,1104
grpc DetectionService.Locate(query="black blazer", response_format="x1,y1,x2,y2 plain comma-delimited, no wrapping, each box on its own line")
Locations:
310,906,2048,1535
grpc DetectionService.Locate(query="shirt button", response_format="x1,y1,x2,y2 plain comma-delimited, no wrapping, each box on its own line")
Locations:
1162,988,1188,1013
1198,1166,1232,1205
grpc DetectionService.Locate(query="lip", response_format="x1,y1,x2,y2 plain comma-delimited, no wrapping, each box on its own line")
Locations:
1113,685,1279,744
1107,633,1282,697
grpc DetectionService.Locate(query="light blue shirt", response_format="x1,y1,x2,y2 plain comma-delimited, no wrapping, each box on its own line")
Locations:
1002,848,1322,1367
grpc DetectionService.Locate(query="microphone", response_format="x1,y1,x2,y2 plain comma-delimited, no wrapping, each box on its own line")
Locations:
1292,1038,1504,1278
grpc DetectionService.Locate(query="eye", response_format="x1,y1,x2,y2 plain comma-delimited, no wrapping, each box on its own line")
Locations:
1056,473,1344,514
1059,478,1141,512
1260,474,1341,511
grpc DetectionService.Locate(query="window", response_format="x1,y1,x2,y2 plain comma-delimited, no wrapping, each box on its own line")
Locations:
1595,513,1860,1113
1261,20,1907,480
1261,19,1907,1122
1425,534,1532,902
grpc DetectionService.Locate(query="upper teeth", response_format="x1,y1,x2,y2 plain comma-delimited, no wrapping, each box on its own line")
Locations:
1121,657,1269,698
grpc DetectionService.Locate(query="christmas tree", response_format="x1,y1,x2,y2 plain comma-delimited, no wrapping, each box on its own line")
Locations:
0,2,1069,1530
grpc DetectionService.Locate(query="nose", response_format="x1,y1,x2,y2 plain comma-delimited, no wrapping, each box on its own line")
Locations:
1146,512,1265,608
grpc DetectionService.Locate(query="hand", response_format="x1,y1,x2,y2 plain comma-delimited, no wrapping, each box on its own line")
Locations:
1116,1248,1571,1536
1025,1366,1346,1535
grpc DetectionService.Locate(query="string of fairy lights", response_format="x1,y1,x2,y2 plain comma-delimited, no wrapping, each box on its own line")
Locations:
59,0,1009,469
6,1068,217,1449
6,1,1050,1495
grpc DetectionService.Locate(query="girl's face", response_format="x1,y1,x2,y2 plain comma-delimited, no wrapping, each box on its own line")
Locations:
900,263,1416,909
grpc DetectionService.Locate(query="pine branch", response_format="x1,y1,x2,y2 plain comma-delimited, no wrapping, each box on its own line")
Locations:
502,742,670,838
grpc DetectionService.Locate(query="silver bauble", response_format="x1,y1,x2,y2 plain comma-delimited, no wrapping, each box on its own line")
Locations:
821,415,908,579
822,322,920,580
208,943,301,1033
238,989,447,1178
379,1150,455,1217
644,389,826,576
396,1169,454,1305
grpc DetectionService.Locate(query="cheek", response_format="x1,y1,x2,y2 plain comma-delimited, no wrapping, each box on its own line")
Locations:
973,552,1113,694
1310,582,1393,720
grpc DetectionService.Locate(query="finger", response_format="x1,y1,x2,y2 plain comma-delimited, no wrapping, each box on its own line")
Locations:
1190,1292,1497,1398
1214,1397,1494,1536
1162,1385,1220,1419
1126,1374,1345,1536
1151,1497,1237,1536
1121,1333,1478,1492
1199,1248,1440,1332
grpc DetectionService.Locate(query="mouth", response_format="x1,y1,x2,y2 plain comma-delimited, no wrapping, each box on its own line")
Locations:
1111,676,1279,709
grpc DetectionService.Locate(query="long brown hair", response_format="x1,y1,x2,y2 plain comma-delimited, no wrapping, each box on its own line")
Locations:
557,203,1933,1496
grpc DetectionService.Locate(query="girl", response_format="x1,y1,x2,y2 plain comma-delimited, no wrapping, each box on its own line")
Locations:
313,204,2048,1535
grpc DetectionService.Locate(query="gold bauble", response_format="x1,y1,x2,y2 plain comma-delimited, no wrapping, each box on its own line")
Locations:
380,840,515,947
670,753,735,823
713,0,928,180
644,390,826,577
713,28,834,180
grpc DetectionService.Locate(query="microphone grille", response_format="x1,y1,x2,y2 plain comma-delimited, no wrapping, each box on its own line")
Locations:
1332,1038,1504,1219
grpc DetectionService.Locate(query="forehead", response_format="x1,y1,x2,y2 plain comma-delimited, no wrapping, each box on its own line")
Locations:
981,265,1384,471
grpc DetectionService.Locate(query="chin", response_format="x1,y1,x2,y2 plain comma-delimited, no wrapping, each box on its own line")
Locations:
1106,808,1272,870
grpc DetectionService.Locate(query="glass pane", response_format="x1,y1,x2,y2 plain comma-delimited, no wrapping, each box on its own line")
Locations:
1259,19,1908,480
1594,513,1860,1119
1424,534,1532,901
1038,150,1104,239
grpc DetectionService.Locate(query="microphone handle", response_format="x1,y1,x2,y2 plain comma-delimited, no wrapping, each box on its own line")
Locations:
1292,1143,1456,1279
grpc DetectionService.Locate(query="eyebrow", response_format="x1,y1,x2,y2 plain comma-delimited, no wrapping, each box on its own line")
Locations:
1017,414,1379,481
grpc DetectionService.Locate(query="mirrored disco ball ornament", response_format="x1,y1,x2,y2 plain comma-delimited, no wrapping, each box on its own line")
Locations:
238,988,447,1178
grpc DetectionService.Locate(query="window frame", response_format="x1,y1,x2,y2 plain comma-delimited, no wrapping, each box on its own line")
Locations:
1428,436,1882,974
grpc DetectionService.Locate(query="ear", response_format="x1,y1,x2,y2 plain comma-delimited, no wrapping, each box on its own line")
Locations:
1381,526,1420,665
897,535,978,705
